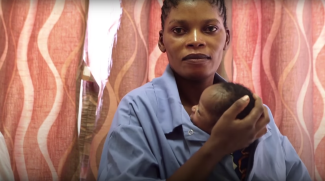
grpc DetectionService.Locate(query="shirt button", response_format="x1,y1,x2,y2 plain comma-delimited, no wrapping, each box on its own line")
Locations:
188,129,194,135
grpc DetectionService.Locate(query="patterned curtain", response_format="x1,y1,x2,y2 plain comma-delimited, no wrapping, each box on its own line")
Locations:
1,0,325,181
0,0,87,180
232,0,325,180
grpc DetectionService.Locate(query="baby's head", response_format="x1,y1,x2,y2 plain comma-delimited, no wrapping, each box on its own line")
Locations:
190,82,255,134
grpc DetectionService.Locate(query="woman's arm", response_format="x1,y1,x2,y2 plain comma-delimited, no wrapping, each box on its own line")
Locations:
167,138,226,181
282,136,312,181
98,96,163,181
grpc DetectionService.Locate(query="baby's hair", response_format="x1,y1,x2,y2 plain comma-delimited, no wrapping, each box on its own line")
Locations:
213,82,255,119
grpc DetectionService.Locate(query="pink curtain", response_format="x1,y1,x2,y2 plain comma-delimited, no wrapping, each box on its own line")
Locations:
232,0,325,180
0,0,87,180
1,0,325,180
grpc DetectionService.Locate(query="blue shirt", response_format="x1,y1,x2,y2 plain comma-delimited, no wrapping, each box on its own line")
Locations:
98,65,311,181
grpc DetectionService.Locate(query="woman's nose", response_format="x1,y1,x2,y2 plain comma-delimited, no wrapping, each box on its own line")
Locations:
186,29,206,48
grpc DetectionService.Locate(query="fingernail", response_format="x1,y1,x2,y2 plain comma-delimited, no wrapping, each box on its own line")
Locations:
242,95,249,102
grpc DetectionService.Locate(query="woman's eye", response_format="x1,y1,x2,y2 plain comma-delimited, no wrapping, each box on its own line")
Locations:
205,26,218,32
173,27,186,34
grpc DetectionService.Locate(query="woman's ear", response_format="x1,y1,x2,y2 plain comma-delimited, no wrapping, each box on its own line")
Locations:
223,29,230,50
158,30,166,53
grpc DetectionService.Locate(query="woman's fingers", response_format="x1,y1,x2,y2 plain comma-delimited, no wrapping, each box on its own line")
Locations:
241,94,264,126
222,95,250,121
255,106,270,131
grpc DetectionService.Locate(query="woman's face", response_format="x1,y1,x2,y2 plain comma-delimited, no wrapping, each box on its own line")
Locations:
159,0,230,81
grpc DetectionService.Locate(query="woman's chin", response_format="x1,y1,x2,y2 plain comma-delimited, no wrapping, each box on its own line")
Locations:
184,72,212,81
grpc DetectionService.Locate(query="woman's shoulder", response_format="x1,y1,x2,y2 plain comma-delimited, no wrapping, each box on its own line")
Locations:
121,75,173,104
121,81,155,102
116,80,164,116
263,104,277,127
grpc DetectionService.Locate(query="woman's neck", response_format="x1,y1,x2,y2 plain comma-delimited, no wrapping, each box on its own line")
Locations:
174,73,215,109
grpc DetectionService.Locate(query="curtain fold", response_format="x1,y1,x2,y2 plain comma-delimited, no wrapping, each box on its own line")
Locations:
0,0,87,180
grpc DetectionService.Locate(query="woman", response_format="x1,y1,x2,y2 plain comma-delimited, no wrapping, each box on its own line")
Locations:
98,0,311,180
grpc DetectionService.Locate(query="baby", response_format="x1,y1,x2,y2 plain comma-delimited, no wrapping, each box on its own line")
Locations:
190,82,255,181
190,82,255,134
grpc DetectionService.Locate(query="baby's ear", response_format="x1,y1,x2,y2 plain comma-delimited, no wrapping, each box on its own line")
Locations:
191,105,198,113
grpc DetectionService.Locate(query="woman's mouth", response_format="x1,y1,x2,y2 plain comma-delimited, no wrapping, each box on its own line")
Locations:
182,53,211,61
182,53,211,64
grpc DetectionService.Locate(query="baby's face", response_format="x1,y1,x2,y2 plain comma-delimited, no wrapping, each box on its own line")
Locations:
190,85,221,134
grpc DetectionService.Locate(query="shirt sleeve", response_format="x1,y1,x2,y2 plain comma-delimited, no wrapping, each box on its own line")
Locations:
97,96,165,181
264,105,312,181
281,136,312,181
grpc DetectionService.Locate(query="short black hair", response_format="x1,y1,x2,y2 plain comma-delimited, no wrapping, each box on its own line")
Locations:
213,82,255,120
161,0,228,30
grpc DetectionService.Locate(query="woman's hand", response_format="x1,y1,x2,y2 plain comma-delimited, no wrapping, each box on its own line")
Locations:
208,94,270,155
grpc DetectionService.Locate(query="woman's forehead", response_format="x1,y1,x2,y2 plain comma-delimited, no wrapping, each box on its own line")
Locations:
166,0,223,23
